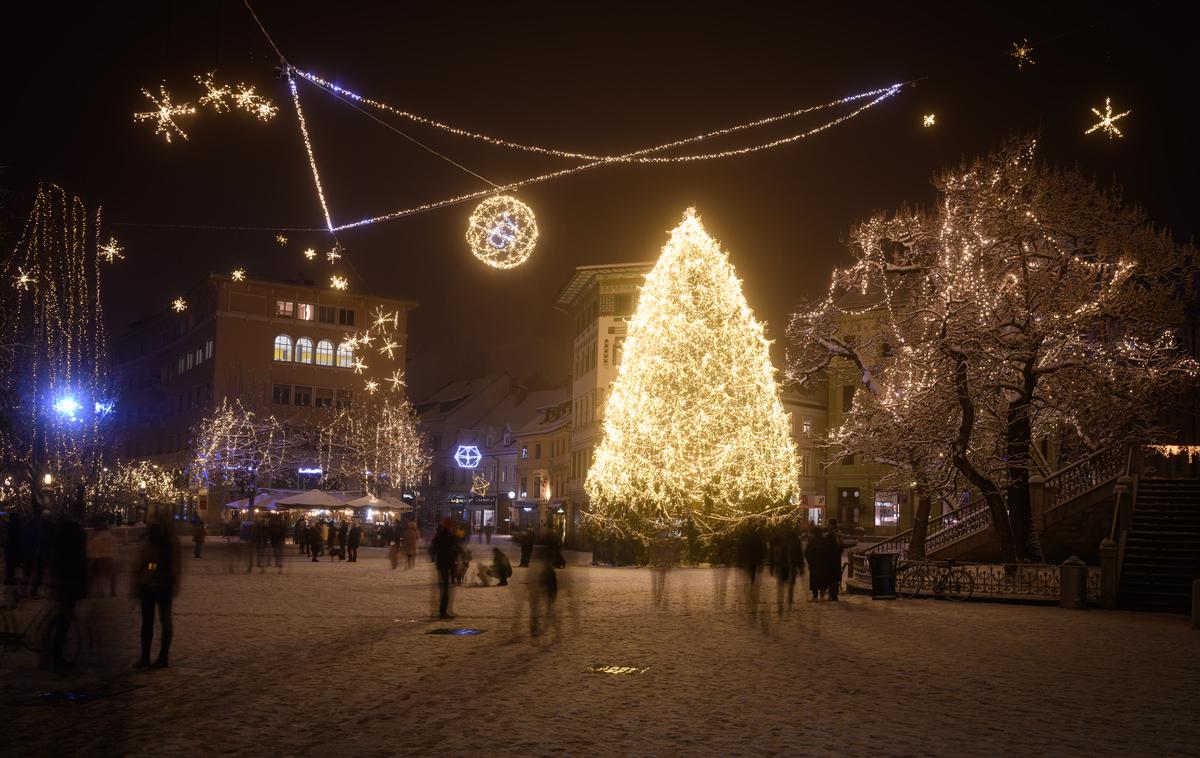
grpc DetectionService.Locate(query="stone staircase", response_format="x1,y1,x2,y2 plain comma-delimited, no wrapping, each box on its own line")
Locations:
1118,478,1200,614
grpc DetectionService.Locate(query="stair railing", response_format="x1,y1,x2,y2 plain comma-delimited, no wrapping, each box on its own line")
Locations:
1043,445,1127,513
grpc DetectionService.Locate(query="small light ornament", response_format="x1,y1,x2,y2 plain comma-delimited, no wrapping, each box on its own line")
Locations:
327,243,343,263
171,297,187,313
231,268,246,281
275,234,288,245
466,195,538,269
470,472,490,497
364,379,379,394
330,275,348,290
14,267,34,290
304,248,317,260
1085,97,1131,139
99,236,125,263
1010,39,1035,69
133,84,196,143
922,114,936,128
454,445,482,469
387,369,406,392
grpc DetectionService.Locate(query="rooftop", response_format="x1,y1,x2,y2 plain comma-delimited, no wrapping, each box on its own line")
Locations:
554,262,655,310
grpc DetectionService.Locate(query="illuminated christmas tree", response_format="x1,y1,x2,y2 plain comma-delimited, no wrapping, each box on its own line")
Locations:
190,398,291,516
585,210,798,539
320,391,430,497
0,184,113,512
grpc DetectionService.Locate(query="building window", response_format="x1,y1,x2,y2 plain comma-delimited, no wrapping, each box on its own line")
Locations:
315,339,334,366
272,384,291,405
429,435,442,452
802,416,812,436
195,348,203,365
338,307,356,326
336,342,354,368
294,385,312,407
273,335,293,362
186,352,194,370
177,356,185,374
314,387,333,408
520,476,527,497
297,302,315,321
318,305,336,323
276,300,294,318
535,443,542,459
798,454,809,477
205,338,213,360
501,464,508,483
843,385,855,412
295,337,314,364
521,446,528,460
336,389,353,409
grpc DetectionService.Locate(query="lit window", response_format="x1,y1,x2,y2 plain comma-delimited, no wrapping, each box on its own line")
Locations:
295,337,314,364
195,348,203,365
521,446,528,460
294,385,312,406
276,300,294,318
273,335,293,362
205,338,213,360
314,388,333,408
336,342,354,368
297,303,315,321
186,352,194,370
802,416,812,436
272,384,291,405
315,339,334,366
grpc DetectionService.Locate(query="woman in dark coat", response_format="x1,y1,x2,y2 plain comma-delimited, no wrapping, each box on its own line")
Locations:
804,526,829,600
347,523,363,562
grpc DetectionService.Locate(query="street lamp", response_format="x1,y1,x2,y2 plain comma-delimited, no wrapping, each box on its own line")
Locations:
42,473,54,486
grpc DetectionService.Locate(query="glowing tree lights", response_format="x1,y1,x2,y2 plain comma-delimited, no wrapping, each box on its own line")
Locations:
190,398,291,515
319,392,429,497
787,138,1198,563
0,184,113,507
467,195,538,269
585,210,798,539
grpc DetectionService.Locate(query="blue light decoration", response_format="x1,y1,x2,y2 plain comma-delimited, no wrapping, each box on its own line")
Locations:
94,399,115,416
454,444,482,468
298,467,323,475
487,213,519,249
53,396,82,420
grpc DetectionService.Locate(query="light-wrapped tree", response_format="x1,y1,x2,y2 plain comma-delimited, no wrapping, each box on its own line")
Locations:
319,389,429,497
585,209,798,539
788,138,1198,562
190,398,290,516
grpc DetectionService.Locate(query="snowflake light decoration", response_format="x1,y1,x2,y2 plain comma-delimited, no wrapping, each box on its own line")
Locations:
232,83,278,121
231,268,246,282
1010,39,1035,69
922,114,936,128
133,84,196,143
304,248,317,260
352,357,368,374
327,243,343,263
275,234,288,245
454,445,482,469
364,379,379,394
330,275,348,290
171,297,187,313
387,369,406,392
99,236,125,263
14,267,34,291
470,472,490,497
466,195,538,269
196,72,233,111
378,338,400,360
1085,97,1131,139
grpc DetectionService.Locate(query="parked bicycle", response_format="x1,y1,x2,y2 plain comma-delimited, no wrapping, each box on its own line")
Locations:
896,559,975,601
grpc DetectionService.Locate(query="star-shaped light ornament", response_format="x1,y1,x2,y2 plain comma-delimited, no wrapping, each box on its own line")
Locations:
232,83,278,121
304,248,317,260
372,307,399,330
327,243,344,263
275,234,288,245
1085,97,1131,139
470,473,490,497
387,369,406,392
330,275,348,291
378,338,400,360
364,379,379,394
352,358,368,374
99,236,125,263
14,267,34,291
133,85,196,143
1010,39,1035,69
196,72,233,111
922,114,936,128
171,297,187,313
231,268,246,282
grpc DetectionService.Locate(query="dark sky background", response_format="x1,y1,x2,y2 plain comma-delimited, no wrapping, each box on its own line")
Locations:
2,2,1195,399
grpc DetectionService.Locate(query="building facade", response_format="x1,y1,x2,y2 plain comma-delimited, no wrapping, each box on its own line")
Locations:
555,262,654,547
512,395,572,536
782,380,829,521
112,274,416,524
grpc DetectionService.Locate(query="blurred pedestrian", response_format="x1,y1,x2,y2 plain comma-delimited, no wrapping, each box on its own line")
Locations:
518,529,534,568
527,543,559,639
805,526,829,601
431,520,459,619
47,511,87,670
191,515,206,559
268,516,285,570
825,519,845,602
772,520,804,614
403,521,419,569
88,519,118,597
309,521,323,562
134,519,181,669
295,518,307,554
347,522,362,562
491,547,512,586
337,521,349,561
483,523,493,545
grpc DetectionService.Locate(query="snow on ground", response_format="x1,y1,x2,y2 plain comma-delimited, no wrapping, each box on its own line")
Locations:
3,537,1198,757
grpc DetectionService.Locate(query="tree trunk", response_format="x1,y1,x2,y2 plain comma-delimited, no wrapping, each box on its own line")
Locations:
906,489,932,560
1004,365,1043,562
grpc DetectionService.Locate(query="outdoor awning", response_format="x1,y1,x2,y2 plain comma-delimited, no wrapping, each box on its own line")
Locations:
224,492,287,510
276,489,349,507
342,494,412,511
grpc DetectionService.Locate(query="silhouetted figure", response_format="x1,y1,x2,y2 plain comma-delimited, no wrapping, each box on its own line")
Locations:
648,535,672,607
134,520,181,668
527,544,559,639
325,520,337,557
805,526,830,600
403,521,419,569
518,529,535,568
483,524,493,544
309,522,323,561
772,522,805,613
4,511,23,585
48,512,87,670
825,519,844,601
88,520,118,597
737,525,765,614
268,516,285,569
431,521,459,619
296,518,308,554
347,523,362,562
250,519,266,571
191,516,206,558
337,521,349,560
491,547,512,585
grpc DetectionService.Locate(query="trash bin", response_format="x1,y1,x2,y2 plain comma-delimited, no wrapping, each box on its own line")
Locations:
867,553,897,599
1060,556,1088,610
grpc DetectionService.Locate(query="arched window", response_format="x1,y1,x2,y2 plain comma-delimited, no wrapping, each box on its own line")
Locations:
295,337,314,364
315,339,334,366
273,334,293,362
336,342,354,368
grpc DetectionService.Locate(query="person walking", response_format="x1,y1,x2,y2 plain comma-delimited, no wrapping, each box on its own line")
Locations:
491,547,512,586
805,526,829,601
48,512,87,671
134,519,181,669
87,520,118,597
268,516,285,570
825,519,845,601
402,521,419,570
772,521,805,613
309,521,323,562
518,529,534,568
483,523,493,545
295,518,307,554
337,521,349,561
347,522,363,563
430,521,459,619
191,515,206,559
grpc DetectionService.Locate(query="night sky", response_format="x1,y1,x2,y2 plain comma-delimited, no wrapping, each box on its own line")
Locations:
2,1,1195,398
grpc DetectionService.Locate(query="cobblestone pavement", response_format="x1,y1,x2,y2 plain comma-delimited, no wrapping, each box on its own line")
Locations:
3,539,1197,757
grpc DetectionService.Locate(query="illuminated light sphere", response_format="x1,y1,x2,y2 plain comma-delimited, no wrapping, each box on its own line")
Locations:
454,445,482,469
53,396,81,417
922,114,936,128
466,195,538,270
